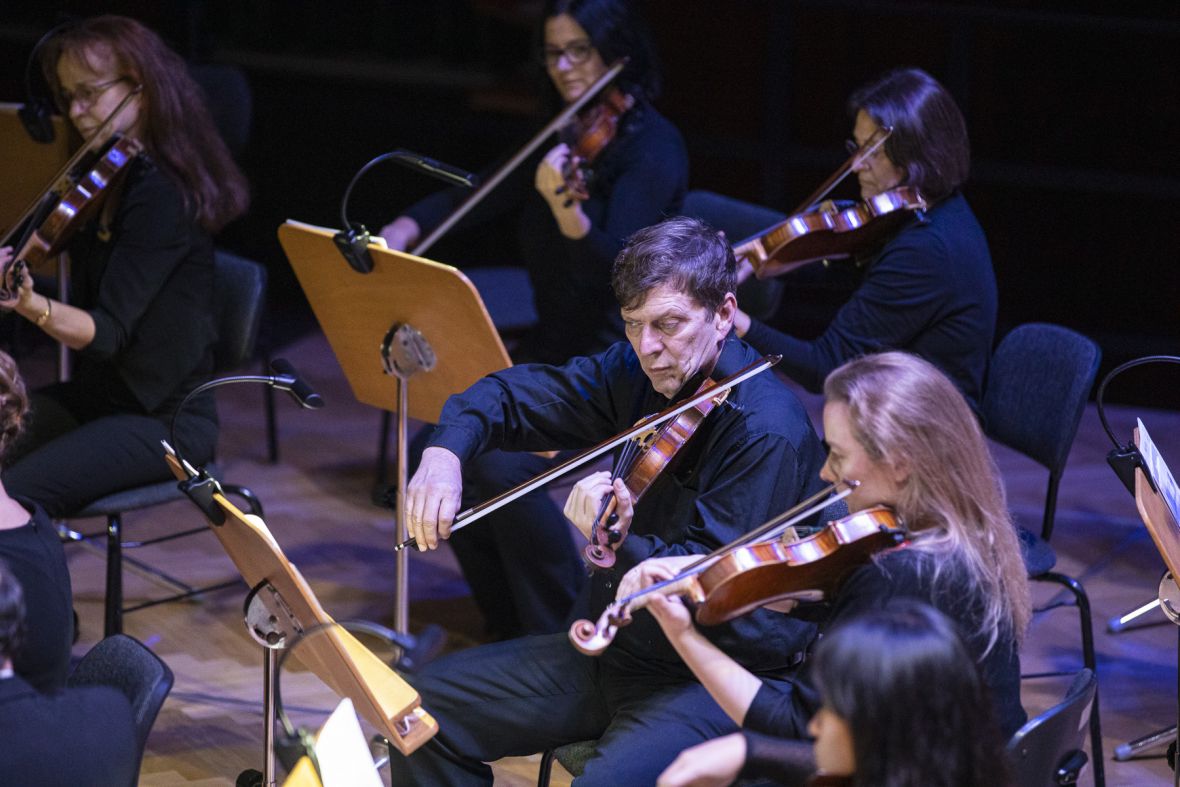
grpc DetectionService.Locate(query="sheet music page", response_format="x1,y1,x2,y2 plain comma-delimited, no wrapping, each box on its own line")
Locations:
1138,418,1180,530
313,698,384,787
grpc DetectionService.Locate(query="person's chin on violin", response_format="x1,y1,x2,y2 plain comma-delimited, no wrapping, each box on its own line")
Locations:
380,0,688,366
377,0,689,647
0,16,248,520
735,67,997,419
634,352,1029,787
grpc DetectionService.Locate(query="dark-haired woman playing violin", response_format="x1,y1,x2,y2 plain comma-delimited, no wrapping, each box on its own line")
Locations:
0,15,248,517
380,0,688,365
736,68,996,416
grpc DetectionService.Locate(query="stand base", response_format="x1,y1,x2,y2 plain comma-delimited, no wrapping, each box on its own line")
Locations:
1115,725,1175,761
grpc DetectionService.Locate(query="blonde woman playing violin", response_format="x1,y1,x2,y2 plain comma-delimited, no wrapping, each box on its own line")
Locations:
644,352,1029,787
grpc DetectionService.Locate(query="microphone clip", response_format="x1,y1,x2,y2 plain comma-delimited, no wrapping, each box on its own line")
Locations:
333,223,373,274
1107,444,1158,498
178,471,227,526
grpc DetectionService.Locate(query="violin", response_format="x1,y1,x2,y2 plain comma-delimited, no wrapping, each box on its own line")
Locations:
731,126,928,280
1,88,143,299
583,376,729,570
411,60,628,257
568,491,906,656
557,86,634,205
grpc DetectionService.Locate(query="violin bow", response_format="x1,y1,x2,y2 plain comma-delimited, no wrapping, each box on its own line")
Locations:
411,59,628,257
1,86,143,249
393,353,780,551
792,125,892,214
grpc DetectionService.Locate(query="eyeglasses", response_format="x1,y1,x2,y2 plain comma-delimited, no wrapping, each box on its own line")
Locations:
844,126,893,163
542,39,595,67
59,77,127,110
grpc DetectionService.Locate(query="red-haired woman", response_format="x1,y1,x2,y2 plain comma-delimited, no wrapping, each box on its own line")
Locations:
0,15,249,517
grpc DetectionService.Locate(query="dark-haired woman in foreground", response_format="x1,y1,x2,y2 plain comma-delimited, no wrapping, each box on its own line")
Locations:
0,15,248,517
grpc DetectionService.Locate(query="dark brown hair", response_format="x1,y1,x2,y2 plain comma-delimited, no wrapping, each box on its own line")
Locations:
611,216,735,312
0,351,28,467
848,68,970,203
41,15,249,233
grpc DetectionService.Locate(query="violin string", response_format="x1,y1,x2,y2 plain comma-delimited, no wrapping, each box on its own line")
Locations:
612,482,856,609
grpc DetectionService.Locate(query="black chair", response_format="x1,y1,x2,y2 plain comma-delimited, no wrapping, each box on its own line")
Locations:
61,251,267,637
981,322,1104,787
1006,669,1097,787
537,739,595,786
682,189,786,322
68,633,174,784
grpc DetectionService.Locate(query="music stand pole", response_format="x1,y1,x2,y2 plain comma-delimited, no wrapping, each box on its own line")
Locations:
278,220,513,639
382,324,436,633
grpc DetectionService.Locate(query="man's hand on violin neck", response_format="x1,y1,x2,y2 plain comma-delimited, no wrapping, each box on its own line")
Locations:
406,447,463,551
564,472,633,542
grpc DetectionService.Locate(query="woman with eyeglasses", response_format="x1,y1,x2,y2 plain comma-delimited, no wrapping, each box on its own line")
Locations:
733,67,997,417
380,0,688,365
0,15,248,518
378,0,688,643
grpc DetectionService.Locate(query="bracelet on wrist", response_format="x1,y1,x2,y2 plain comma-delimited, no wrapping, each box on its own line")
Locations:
33,297,51,327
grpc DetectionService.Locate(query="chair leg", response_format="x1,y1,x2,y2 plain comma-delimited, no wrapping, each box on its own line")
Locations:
1040,571,1105,787
105,512,123,637
536,749,556,787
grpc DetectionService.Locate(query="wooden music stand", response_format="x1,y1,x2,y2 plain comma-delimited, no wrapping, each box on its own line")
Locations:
277,220,511,633
1116,424,1180,780
0,104,74,379
0,103,71,236
165,453,437,785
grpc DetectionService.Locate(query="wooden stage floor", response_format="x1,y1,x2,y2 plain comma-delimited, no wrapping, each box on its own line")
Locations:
49,331,1180,786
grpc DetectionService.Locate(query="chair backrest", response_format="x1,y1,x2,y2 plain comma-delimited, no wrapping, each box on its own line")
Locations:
212,249,268,372
1005,669,1096,787
68,633,175,764
983,324,1100,541
982,323,1101,475
682,189,786,321
189,63,252,159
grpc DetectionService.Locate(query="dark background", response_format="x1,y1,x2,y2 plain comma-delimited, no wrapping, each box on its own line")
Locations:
2,1,1178,405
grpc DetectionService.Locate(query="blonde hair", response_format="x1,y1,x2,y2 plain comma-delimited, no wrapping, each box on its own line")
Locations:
824,352,1031,652
0,351,27,466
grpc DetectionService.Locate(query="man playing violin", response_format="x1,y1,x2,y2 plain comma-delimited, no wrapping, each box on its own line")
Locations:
735,68,997,416
394,216,828,787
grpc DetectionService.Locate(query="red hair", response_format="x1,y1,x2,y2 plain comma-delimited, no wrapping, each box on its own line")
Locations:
41,15,249,233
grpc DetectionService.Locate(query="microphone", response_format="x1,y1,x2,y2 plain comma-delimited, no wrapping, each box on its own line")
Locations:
270,358,325,409
389,151,478,189
19,99,55,144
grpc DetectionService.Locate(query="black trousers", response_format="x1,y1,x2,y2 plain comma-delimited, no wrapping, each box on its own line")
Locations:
391,633,752,786
4,383,217,518
434,440,586,638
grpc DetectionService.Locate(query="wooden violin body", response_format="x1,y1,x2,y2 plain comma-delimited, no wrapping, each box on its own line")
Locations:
558,86,634,204
583,378,729,570
569,505,905,655
17,135,142,269
733,187,928,280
